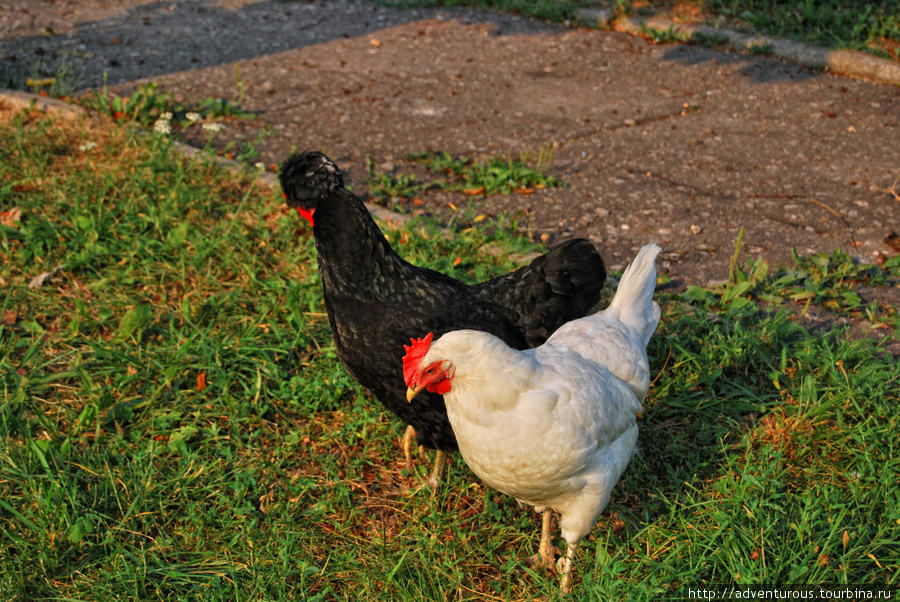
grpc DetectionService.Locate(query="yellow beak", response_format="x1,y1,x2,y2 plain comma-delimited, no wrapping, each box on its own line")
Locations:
406,387,422,402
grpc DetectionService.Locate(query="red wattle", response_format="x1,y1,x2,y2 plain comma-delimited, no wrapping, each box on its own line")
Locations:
427,379,451,395
297,207,316,227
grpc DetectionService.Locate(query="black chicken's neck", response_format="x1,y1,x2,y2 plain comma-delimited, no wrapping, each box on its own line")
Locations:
311,191,411,296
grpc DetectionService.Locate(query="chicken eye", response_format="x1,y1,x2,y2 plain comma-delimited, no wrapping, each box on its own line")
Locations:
425,367,435,375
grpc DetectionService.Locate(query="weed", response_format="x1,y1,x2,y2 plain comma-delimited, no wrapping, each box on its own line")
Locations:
612,0,656,18
81,78,256,130
414,146,564,194
613,0,637,18
366,156,426,203
748,41,775,54
874,173,900,203
691,31,730,47
222,125,277,164
683,230,898,328
883,254,900,279
641,23,692,44
365,147,564,208
197,96,255,121
24,56,85,98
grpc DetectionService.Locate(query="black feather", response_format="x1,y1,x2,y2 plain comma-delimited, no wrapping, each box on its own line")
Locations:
279,151,606,451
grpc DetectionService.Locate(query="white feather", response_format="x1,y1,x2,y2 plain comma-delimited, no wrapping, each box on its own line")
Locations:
420,243,661,548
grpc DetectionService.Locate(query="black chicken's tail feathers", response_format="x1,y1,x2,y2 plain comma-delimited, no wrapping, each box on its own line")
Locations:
472,238,606,348
278,151,344,208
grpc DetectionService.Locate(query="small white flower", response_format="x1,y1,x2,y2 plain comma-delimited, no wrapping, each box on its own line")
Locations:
202,122,224,133
79,141,97,151
160,111,173,120
255,162,266,171
185,112,201,122
154,119,172,135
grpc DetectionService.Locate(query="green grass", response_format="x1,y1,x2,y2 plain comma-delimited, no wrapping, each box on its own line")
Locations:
400,0,900,61
618,0,900,60
683,229,900,334
641,23,693,44
366,148,564,209
2,108,898,600
80,78,256,133
414,146,563,195
704,0,900,58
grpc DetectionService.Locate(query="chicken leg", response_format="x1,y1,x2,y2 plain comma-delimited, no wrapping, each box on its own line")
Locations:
401,425,416,468
427,450,448,489
526,510,559,570
401,426,449,488
558,543,578,594
539,510,555,566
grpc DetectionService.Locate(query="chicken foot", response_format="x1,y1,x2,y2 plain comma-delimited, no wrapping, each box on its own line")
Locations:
558,543,578,594
525,510,560,571
401,426,449,489
427,450,448,489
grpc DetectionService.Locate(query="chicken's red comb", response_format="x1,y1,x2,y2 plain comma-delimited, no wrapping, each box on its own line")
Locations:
402,332,434,386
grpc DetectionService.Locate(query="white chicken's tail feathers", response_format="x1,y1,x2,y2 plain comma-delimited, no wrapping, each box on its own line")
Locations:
609,243,662,345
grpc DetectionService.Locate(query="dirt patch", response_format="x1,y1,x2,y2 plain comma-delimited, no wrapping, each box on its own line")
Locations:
2,0,898,308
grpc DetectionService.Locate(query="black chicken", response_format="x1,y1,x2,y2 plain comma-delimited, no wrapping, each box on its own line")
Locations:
279,151,606,486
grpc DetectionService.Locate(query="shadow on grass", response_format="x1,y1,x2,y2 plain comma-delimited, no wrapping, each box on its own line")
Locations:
615,299,807,525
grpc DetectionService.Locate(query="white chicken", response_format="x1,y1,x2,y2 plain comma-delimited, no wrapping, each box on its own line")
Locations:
403,243,661,593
